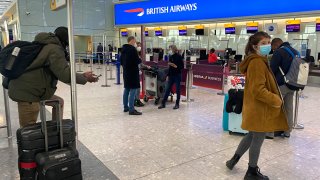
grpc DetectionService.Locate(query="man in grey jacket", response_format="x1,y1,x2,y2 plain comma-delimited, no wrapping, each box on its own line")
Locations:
8,27,98,127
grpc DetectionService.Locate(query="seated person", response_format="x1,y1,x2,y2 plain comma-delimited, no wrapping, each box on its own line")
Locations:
208,48,218,63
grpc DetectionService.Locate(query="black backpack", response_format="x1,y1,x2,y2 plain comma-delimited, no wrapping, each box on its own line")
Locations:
0,41,45,88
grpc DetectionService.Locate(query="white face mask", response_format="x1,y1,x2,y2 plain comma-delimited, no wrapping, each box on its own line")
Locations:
168,50,173,55
136,47,142,52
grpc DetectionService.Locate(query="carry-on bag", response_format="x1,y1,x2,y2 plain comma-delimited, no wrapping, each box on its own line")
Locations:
35,100,82,180
17,103,76,180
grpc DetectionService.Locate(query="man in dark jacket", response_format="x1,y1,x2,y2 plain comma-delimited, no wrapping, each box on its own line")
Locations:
121,36,142,115
270,39,298,138
8,27,98,127
270,38,283,55
97,43,103,63
158,45,184,110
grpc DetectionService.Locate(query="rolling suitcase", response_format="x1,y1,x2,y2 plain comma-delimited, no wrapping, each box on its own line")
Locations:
35,100,82,180
222,94,229,131
16,102,76,180
228,112,248,134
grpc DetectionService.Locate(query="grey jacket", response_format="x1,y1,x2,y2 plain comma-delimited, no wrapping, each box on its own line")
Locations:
9,32,87,102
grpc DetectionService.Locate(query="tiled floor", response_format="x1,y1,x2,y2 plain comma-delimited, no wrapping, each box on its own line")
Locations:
1,64,320,180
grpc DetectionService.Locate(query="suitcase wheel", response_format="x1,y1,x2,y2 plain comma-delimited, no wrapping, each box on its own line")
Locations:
144,96,149,102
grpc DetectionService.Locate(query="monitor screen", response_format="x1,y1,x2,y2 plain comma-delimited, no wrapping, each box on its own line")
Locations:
121,31,128,37
316,23,320,31
145,31,149,36
179,29,187,36
155,30,162,36
286,24,300,32
247,26,258,34
195,29,204,35
225,27,236,34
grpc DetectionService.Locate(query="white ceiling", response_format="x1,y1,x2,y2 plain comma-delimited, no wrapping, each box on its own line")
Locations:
0,0,13,16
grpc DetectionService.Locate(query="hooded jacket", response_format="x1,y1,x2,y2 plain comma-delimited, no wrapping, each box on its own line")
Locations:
8,32,87,102
120,44,141,89
239,54,289,132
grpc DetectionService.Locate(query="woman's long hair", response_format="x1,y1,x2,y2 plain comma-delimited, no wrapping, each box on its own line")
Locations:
245,31,271,56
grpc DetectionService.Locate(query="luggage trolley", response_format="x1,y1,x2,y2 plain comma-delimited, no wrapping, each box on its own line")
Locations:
142,66,172,105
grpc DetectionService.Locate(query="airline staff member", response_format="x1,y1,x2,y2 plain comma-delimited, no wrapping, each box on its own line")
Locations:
208,48,218,63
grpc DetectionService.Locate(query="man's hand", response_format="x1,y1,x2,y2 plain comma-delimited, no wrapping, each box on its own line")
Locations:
147,65,152,69
168,62,177,68
83,71,99,83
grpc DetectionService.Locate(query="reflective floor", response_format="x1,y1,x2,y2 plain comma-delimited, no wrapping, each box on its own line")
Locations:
1,64,320,180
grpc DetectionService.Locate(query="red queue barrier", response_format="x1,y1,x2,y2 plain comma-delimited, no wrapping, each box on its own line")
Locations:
192,64,225,90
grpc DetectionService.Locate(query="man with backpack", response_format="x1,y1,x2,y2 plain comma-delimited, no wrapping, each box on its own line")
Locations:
3,27,98,127
270,39,299,138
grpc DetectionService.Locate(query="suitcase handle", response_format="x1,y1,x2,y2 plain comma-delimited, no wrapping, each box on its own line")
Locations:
40,100,64,152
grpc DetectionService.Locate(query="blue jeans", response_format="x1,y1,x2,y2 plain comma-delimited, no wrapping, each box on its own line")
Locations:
123,88,138,112
162,75,181,105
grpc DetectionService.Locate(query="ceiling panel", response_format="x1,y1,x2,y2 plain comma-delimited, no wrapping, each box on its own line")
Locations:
0,0,14,16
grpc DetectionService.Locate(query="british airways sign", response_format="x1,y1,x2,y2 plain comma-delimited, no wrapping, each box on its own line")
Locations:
124,3,198,17
114,0,320,26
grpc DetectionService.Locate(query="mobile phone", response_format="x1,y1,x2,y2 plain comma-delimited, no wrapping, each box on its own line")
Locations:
95,74,102,78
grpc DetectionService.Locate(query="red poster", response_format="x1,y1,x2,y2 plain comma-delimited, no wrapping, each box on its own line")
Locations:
192,64,224,90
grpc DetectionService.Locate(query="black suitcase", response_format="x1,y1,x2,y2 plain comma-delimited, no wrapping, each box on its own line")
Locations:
16,101,76,180
35,100,82,180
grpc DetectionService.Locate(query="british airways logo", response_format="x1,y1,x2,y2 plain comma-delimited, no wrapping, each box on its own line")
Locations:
125,8,145,16
125,3,197,17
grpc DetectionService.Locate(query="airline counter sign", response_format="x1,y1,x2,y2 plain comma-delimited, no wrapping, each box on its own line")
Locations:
114,0,320,25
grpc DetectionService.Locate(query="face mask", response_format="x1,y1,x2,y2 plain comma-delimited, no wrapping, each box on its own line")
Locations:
259,44,271,56
136,47,142,52
168,50,173,55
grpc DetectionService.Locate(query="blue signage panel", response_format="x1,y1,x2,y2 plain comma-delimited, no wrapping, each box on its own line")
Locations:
114,0,320,26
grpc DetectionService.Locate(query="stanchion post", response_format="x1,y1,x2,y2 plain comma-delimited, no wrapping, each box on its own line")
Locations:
293,90,304,129
217,63,227,96
115,55,122,85
101,62,110,87
2,77,12,138
96,52,102,70
182,67,194,102
109,62,115,80
89,55,93,72
77,55,83,72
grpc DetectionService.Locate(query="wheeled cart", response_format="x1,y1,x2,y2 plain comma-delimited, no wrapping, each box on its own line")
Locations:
143,67,172,105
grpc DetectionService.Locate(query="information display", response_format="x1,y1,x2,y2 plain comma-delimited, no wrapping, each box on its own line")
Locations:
178,26,187,36
225,24,236,34
246,22,259,34
286,20,301,32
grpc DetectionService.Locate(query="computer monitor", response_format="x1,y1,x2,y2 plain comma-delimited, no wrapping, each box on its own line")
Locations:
234,55,243,62
199,49,207,60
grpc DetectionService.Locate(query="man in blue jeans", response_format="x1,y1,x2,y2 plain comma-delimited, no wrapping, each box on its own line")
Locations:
120,36,142,115
158,45,184,110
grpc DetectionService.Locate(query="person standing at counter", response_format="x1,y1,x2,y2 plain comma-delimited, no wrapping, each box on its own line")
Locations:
158,45,184,110
208,48,218,63
121,36,142,115
226,32,288,180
